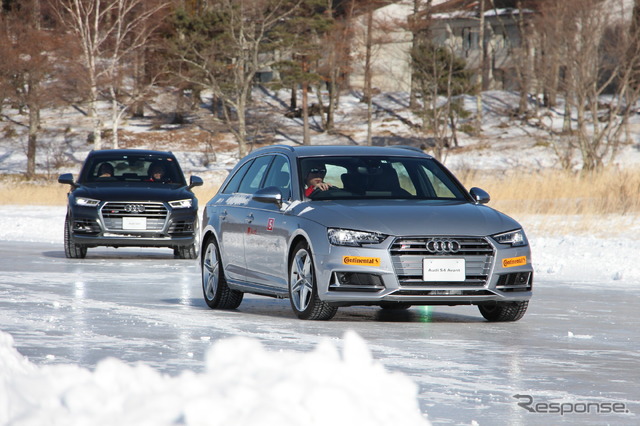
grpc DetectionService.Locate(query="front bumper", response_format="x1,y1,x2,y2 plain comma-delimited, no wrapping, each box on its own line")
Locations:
314,237,533,306
68,202,197,248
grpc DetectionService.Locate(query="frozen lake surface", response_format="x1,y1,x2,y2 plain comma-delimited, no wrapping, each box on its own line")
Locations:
1,238,638,425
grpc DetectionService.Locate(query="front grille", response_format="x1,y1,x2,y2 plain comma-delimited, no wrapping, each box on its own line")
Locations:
390,237,494,256
101,202,167,231
390,236,494,287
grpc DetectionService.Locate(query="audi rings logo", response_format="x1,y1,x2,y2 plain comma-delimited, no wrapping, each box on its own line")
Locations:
426,238,461,254
125,204,145,213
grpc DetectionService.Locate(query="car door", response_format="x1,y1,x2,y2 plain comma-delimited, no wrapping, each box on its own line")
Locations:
214,160,255,283
243,154,292,290
223,155,275,284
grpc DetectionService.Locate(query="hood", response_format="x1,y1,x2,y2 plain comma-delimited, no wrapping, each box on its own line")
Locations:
294,199,521,237
72,183,194,203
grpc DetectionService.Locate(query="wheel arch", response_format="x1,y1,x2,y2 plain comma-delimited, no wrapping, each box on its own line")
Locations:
200,226,219,255
288,234,310,265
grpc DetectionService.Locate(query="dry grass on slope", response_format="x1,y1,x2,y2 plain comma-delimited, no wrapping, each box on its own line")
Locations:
2,168,639,218
460,168,640,216
0,178,220,206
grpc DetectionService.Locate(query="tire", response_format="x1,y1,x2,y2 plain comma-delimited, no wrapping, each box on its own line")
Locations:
176,244,197,259
64,217,87,259
379,302,412,310
288,241,337,320
478,301,528,322
175,219,199,259
201,238,243,309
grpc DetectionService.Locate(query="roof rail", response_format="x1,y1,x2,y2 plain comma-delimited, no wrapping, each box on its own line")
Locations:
267,144,295,152
250,144,295,154
391,145,424,153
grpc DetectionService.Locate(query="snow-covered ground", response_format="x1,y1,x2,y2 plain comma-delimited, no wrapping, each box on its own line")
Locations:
1,205,639,425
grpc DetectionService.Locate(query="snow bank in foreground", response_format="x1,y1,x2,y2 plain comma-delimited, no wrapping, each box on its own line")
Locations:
0,330,429,426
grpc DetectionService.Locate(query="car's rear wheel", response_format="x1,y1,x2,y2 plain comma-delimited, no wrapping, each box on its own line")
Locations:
288,241,337,320
478,301,528,322
64,217,87,259
201,238,243,309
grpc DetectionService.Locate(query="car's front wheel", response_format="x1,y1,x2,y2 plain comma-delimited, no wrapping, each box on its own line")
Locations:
201,238,243,309
64,217,87,259
288,241,337,320
478,301,528,322
175,220,199,259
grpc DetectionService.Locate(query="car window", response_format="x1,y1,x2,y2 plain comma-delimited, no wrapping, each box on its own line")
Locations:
300,156,467,201
324,164,347,188
262,155,291,200
422,167,456,198
391,162,417,195
221,159,254,194
81,155,185,185
237,155,273,194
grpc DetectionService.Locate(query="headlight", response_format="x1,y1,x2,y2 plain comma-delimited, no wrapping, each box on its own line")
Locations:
75,197,100,207
169,199,193,209
328,228,386,247
492,229,527,247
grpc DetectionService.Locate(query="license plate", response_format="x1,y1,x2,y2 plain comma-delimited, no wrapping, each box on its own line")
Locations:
423,258,465,282
122,216,147,230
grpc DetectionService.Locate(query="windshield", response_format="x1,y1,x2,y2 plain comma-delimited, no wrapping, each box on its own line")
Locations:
299,156,468,201
79,154,186,186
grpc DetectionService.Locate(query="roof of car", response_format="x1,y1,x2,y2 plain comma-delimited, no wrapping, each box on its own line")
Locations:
253,144,432,158
87,149,174,158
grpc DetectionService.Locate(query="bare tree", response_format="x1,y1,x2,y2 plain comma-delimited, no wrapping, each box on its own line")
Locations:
170,0,302,157
475,0,485,129
533,0,640,171
0,1,67,178
319,0,355,131
350,2,396,145
364,7,373,145
51,0,170,149
412,40,472,161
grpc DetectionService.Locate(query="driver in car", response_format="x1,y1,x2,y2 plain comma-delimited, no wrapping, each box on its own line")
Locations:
147,163,170,183
304,164,331,196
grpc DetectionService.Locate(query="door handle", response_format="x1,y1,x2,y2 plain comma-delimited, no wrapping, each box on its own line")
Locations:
245,213,254,223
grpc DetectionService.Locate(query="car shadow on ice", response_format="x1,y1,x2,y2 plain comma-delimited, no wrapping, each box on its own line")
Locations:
342,307,485,323
187,297,486,323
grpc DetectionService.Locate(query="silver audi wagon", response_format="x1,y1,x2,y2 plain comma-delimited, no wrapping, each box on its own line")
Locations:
200,145,533,321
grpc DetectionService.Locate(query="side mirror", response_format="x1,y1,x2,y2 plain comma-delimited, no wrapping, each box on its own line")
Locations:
189,175,204,189
58,173,76,187
252,186,283,208
470,187,490,204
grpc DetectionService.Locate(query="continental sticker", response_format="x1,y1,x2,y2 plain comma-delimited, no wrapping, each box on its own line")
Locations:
343,256,381,267
502,256,527,268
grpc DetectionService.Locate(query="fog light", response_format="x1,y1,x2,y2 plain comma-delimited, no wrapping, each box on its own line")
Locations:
331,272,385,292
